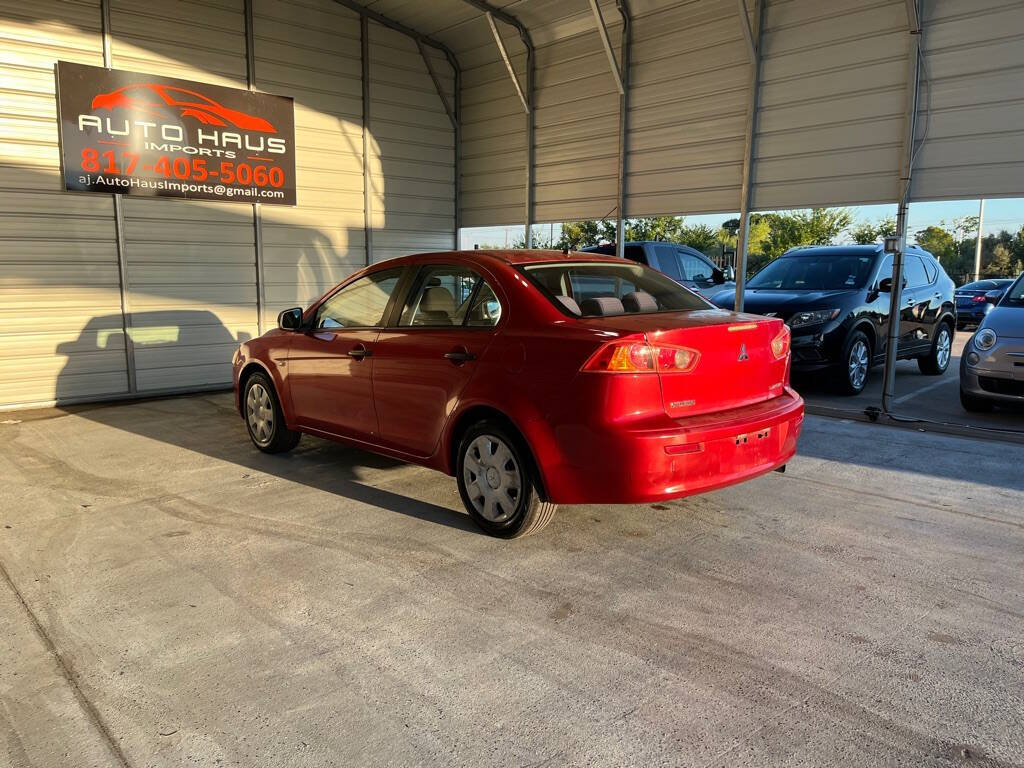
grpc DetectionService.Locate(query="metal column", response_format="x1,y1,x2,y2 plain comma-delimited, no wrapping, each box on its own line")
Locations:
734,0,764,313
614,1,632,260
100,0,136,393
244,0,266,334
881,0,924,414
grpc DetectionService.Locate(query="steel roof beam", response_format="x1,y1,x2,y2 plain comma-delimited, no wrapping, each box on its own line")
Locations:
589,0,624,95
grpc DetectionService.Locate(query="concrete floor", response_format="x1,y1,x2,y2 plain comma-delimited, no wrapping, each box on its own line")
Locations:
1,394,1023,768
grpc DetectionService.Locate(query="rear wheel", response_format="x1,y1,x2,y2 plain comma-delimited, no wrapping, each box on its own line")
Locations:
960,387,993,413
244,372,301,453
918,322,953,375
835,330,871,396
456,420,556,538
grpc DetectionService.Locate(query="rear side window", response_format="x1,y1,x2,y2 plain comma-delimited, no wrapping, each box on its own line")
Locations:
399,265,491,327
921,257,937,283
522,261,708,317
903,256,929,289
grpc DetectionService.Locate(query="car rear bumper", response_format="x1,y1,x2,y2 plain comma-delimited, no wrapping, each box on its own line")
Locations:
543,389,804,504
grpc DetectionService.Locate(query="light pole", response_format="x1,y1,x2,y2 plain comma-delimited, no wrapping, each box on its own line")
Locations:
973,199,985,281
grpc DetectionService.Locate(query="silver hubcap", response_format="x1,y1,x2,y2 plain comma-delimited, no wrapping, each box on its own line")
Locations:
849,340,869,390
246,383,275,445
463,435,522,523
936,329,951,369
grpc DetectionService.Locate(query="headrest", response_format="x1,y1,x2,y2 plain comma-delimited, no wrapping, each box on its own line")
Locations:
421,286,455,315
581,296,624,316
622,291,658,313
556,295,582,315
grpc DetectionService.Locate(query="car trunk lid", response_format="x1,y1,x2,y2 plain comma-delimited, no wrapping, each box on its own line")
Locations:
575,309,790,418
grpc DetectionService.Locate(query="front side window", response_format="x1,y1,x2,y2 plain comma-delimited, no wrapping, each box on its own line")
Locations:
399,266,495,327
522,261,709,317
316,268,402,329
653,245,683,281
680,251,715,286
1001,275,1024,306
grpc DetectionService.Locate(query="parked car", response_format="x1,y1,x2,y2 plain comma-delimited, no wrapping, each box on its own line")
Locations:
954,278,1015,329
234,250,804,538
960,272,1024,411
581,241,735,299
709,244,956,395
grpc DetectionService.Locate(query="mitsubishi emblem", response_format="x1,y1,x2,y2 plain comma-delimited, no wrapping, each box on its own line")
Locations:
738,343,749,362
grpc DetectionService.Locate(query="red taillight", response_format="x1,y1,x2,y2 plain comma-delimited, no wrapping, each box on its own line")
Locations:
771,325,790,360
582,341,700,374
971,294,986,303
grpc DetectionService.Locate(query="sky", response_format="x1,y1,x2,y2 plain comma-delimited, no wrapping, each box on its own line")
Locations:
459,197,1024,249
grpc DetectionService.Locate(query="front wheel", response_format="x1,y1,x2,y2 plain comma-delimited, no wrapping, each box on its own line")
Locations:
918,322,953,375
244,372,301,453
456,421,557,538
835,330,871,395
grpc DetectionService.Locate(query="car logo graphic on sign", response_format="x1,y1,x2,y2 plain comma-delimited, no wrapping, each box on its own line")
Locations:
91,84,277,132
738,343,749,362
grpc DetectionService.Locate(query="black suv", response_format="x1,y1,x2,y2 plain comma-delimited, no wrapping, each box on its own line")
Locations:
581,241,734,299
710,245,956,394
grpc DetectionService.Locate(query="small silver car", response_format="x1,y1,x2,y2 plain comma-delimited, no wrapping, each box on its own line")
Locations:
960,272,1024,411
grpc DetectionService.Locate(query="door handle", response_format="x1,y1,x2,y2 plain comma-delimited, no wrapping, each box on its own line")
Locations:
348,344,371,360
444,348,477,363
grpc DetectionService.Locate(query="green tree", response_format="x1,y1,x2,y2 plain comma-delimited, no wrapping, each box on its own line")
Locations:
983,242,1023,278
676,223,718,254
756,208,852,262
557,220,603,250
915,225,955,261
851,217,897,244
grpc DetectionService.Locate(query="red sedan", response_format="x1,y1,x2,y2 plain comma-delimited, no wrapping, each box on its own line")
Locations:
233,250,804,538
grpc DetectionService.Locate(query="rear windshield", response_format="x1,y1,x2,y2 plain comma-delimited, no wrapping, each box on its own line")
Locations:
748,253,878,291
1001,275,1024,306
521,261,709,317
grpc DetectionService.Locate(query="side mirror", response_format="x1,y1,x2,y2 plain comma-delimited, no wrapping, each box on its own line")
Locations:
724,265,736,282
877,277,893,292
712,267,726,285
278,307,303,331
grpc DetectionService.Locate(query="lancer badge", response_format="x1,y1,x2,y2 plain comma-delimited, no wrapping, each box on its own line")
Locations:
738,343,749,362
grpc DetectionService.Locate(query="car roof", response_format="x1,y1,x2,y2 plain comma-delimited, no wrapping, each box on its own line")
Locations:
781,244,932,258
378,249,627,268
580,241,708,255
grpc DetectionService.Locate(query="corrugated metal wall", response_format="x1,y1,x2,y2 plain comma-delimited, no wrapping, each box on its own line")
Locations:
909,0,1024,201
459,17,528,228
751,0,910,210
367,20,456,261
253,0,365,328
0,0,128,407
108,0,259,393
0,0,455,408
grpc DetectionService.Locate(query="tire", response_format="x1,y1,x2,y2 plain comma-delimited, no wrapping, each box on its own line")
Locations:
918,322,953,375
456,420,557,538
834,330,871,396
960,387,993,413
243,371,301,454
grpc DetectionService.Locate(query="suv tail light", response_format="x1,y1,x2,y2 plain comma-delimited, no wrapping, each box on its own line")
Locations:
582,341,700,374
770,325,790,360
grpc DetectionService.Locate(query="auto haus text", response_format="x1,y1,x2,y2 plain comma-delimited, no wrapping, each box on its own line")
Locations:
75,115,288,158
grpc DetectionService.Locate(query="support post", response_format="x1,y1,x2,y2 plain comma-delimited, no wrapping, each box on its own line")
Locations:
881,0,924,414
417,41,460,250
244,0,266,335
361,15,373,265
614,0,631,260
734,0,764,312
101,0,136,393
973,198,985,281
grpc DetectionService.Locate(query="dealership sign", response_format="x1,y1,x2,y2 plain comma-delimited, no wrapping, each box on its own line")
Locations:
55,62,296,205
